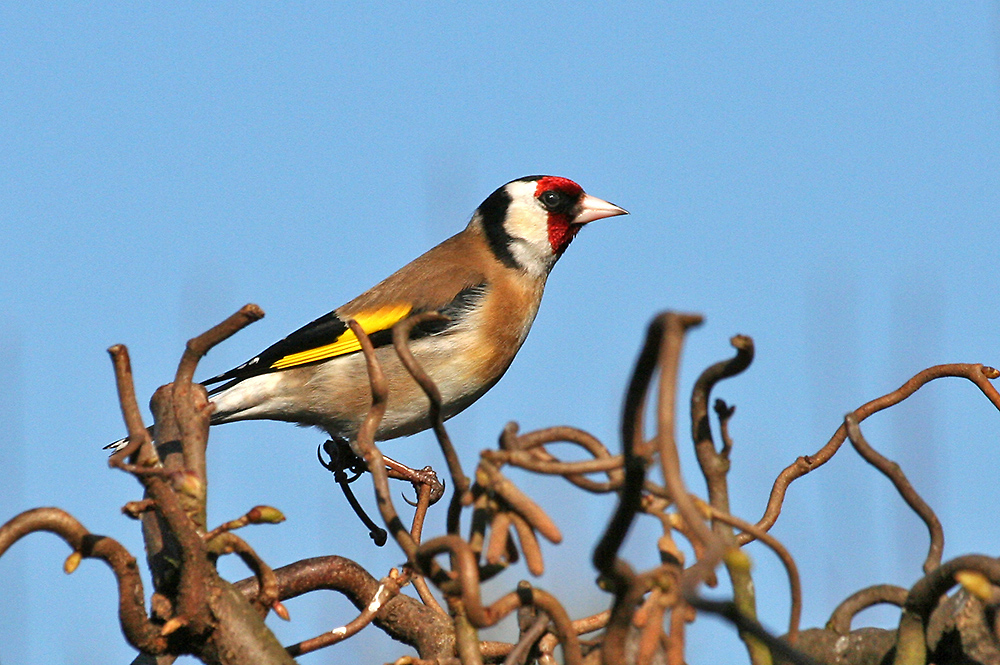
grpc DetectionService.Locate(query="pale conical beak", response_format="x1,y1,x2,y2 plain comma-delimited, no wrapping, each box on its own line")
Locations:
574,194,629,225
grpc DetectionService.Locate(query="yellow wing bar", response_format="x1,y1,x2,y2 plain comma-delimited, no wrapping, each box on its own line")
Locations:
269,303,412,370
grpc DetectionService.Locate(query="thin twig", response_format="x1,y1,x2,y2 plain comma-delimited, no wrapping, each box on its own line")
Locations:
653,313,722,583
110,343,216,639
409,482,447,615
498,424,625,492
592,315,664,578
688,597,823,665
691,334,753,493
233,555,455,660
106,344,157,468
174,304,264,387
348,321,419,561
206,532,281,619
688,335,765,663
844,414,944,573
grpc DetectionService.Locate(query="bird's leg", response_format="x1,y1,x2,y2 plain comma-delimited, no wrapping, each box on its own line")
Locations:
318,438,387,546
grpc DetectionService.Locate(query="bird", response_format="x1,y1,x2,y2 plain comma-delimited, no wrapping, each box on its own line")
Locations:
112,175,626,451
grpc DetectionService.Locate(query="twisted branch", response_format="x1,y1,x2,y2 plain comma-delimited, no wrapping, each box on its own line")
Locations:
745,364,1000,545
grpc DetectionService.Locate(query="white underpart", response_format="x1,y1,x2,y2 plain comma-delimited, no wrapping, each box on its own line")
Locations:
210,372,295,421
501,180,557,277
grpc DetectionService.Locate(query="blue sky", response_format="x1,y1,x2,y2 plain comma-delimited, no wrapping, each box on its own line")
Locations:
1,3,998,663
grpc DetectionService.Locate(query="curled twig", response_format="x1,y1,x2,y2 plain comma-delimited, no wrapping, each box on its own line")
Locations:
348,320,420,562
827,584,908,635
536,607,614,658
409,482,447,615
174,304,264,489
234,555,455,660
349,320,451,590
844,414,943,574
592,315,664,580
686,334,766,663
393,312,470,535
0,507,165,654
747,364,1000,546
592,314,669,665
652,313,722,585
691,334,753,471
206,532,282,619
175,303,264,387
497,424,624,493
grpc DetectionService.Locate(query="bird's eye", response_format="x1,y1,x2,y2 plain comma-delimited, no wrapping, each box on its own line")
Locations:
539,190,565,210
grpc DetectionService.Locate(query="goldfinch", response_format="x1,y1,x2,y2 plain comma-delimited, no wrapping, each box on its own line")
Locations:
119,176,626,448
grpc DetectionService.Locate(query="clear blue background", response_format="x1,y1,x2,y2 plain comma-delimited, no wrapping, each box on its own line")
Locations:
1,3,998,663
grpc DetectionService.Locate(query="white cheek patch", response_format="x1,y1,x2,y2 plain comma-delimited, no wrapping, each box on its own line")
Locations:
502,181,556,275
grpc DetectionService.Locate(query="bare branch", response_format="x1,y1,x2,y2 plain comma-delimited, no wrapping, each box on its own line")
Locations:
234,555,455,659
206,532,281,620
106,344,158,468
687,335,766,662
285,570,406,656
498,424,624,493
348,319,447,586
592,314,663,580
174,304,264,387
0,507,165,654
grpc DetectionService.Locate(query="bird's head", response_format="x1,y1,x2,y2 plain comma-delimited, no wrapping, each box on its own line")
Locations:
475,175,628,276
